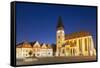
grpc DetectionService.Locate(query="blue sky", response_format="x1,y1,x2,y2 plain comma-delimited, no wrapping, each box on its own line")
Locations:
16,2,97,47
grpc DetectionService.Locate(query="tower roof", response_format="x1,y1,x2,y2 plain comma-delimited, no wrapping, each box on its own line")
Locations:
57,16,64,30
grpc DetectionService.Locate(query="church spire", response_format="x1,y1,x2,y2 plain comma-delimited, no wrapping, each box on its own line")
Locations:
57,16,64,30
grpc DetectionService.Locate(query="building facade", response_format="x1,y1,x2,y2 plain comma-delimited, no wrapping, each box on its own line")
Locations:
56,16,96,56
16,41,53,59
16,42,33,59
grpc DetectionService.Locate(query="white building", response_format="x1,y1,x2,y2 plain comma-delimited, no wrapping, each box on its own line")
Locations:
16,42,33,59
16,41,53,59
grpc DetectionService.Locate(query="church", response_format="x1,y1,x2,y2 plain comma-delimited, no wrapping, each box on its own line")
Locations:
55,16,96,56
16,16,96,59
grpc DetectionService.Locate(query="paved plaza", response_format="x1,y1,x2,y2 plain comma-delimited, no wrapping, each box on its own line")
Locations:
16,56,96,65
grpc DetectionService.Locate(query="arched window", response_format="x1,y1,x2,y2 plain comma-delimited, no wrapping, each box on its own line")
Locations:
62,48,65,54
85,38,87,51
73,48,75,56
79,39,82,52
74,40,77,46
70,49,72,56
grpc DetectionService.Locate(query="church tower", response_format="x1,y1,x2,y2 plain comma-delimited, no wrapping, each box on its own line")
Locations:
56,16,65,56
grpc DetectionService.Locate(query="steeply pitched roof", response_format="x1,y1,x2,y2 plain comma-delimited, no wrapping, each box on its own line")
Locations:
29,41,37,46
57,16,64,30
16,41,53,49
41,43,47,49
65,31,91,40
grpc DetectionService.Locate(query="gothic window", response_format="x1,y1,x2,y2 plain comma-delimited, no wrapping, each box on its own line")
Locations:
85,38,88,51
79,39,82,52
58,41,60,43
71,49,73,56
74,40,77,45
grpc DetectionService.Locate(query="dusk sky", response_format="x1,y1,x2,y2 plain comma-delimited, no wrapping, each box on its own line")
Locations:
16,2,97,47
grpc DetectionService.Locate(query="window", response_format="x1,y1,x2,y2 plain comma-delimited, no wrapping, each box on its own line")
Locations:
37,54,39,56
79,39,82,52
62,49,64,53
85,38,88,51
48,52,50,55
71,49,73,55
58,41,60,43
74,40,77,45
73,48,76,56
58,36,60,39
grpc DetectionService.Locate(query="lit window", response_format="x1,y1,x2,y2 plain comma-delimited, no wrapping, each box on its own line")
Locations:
85,38,88,51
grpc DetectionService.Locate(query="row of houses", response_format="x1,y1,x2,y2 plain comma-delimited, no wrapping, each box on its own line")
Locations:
16,41,55,59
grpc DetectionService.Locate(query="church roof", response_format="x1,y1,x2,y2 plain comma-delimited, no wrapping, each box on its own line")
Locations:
57,16,64,30
65,31,91,40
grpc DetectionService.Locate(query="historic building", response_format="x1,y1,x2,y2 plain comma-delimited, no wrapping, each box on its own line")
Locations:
32,41,53,57
16,16,96,59
16,42,33,59
56,16,96,56
16,41,53,59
